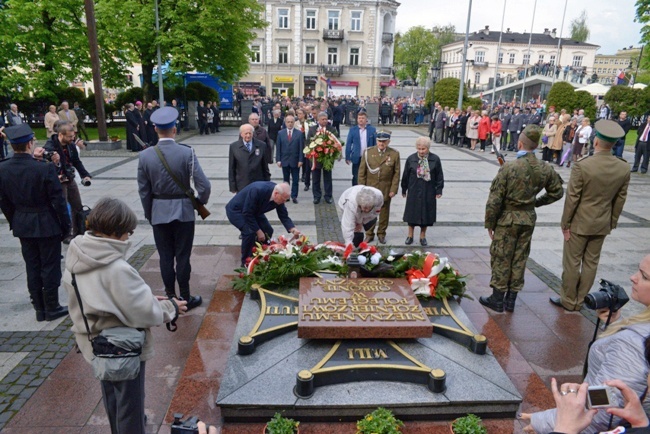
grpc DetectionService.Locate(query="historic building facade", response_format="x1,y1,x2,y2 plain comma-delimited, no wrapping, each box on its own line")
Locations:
236,0,399,98
594,46,642,85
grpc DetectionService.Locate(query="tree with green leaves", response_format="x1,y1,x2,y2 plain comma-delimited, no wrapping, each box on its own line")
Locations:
570,10,590,42
636,1,650,69
0,0,130,100
95,0,266,99
426,77,478,110
547,82,577,114
574,90,596,120
395,25,455,86
604,85,648,117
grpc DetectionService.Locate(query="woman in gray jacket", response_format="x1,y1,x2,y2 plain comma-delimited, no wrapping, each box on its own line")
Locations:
63,198,187,434
522,254,650,433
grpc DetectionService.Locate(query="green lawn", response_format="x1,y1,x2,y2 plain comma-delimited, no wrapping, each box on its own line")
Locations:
32,126,126,142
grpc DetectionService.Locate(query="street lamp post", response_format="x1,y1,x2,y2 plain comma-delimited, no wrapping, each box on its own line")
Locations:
431,64,440,116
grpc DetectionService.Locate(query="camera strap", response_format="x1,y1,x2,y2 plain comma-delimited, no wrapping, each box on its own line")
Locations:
582,310,615,379
71,273,94,342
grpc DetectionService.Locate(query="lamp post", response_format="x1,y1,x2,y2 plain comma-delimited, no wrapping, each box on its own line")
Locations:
431,64,440,116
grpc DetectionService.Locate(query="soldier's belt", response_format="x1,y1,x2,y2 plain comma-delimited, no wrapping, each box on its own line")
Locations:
504,204,535,211
153,194,187,200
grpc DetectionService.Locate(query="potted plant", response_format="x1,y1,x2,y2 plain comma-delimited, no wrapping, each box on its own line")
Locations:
450,414,487,434
356,407,404,434
110,135,120,142
264,412,299,434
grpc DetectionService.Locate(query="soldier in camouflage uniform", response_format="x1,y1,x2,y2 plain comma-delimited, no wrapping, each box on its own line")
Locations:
480,125,564,313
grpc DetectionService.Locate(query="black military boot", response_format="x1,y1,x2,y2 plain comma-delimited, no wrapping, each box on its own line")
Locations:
29,290,46,322
504,291,518,312
180,288,202,311
479,288,505,313
43,289,69,321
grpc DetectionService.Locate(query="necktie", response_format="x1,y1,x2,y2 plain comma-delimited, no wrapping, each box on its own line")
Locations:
247,142,252,153
642,123,650,142
288,130,292,141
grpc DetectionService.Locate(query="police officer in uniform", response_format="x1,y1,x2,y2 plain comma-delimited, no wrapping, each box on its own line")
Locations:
137,107,211,310
0,124,70,321
358,130,400,244
481,125,564,313
551,120,630,311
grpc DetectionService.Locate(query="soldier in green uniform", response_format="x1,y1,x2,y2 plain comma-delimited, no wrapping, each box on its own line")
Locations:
551,120,630,311
358,130,401,244
481,125,564,313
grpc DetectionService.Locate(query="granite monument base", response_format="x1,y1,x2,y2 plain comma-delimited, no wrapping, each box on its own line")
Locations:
85,139,123,151
217,289,522,422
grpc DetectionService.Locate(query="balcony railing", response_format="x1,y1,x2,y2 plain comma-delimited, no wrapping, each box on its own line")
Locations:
319,65,343,76
323,29,344,40
382,32,394,44
380,67,392,75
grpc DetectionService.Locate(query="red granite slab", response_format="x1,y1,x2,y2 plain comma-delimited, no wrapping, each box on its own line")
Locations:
297,277,433,339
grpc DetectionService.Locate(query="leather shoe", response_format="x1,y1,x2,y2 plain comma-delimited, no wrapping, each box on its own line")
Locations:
405,236,413,245
313,199,320,204
420,237,428,246
45,305,69,321
35,310,45,322
325,197,333,204
185,295,203,311
631,168,638,173
304,185,310,191
292,198,298,204
549,297,572,311
378,235,386,244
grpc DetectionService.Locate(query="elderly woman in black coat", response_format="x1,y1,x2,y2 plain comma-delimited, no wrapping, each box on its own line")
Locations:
401,136,444,246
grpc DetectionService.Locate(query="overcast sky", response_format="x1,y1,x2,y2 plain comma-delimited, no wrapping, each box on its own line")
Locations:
395,0,642,54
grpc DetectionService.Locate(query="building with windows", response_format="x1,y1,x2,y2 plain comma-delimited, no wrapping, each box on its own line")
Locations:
593,46,642,85
440,26,599,102
237,0,399,98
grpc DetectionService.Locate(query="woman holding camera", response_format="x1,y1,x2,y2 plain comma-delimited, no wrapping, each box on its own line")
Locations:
522,254,650,433
63,197,187,434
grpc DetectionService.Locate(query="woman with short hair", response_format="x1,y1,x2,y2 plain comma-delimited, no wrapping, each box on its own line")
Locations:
44,105,60,137
542,116,558,162
401,137,444,246
63,197,187,434
478,110,491,152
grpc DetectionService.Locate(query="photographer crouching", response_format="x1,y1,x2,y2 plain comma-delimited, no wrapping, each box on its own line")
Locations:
522,254,650,433
44,120,92,243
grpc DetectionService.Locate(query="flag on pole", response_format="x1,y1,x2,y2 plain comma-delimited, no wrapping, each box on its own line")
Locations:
616,70,626,85
320,76,332,89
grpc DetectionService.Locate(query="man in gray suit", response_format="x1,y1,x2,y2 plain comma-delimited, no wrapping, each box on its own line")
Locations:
137,107,211,310
434,109,447,143
229,124,271,194
508,107,523,151
275,115,305,203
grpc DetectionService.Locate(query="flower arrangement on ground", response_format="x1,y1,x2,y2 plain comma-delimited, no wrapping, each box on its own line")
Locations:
303,130,343,171
231,237,468,301
356,407,404,434
265,412,299,434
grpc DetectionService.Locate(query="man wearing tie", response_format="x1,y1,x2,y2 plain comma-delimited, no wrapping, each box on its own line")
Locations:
307,112,338,204
276,115,305,203
58,101,79,135
228,124,270,194
632,116,650,174
346,112,377,186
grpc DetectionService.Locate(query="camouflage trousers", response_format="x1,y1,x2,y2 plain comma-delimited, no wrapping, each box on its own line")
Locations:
489,224,534,293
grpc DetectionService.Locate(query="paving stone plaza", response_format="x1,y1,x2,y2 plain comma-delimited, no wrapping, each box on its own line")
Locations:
1,125,649,432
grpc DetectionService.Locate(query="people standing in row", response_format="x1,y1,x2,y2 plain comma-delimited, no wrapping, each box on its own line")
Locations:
346,112,376,186
481,125,564,313
137,107,211,310
478,110,490,152
571,117,592,163
358,130,400,245
0,124,70,322
197,101,209,135
125,103,145,152
562,118,578,167
267,109,284,164
508,107,523,151
540,116,557,162
466,110,480,151
401,137,444,247
552,120,630,311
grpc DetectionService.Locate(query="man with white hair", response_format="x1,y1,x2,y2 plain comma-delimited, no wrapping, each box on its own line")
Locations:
226,181,301,266
228,123,270,194
338,185,384,246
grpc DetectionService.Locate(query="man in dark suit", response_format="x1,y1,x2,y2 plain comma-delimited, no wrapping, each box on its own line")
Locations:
226,181,301,266
632,116,650,174
276,115,305,203
308,112,338,204
332,101,344,136
508,107,523,151
249,113,272,164
210,102,220,133
0,124,70,321
266,109,284,163
228,123,271,193
345,111,376,186
197,101,208,135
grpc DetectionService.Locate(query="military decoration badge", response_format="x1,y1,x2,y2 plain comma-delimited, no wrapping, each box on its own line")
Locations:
255,148,260,156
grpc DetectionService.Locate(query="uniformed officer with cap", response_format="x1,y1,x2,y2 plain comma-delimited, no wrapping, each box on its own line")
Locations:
358,130,400,244
481,125,564,313
138,107,211,310
552,119,630,311
0,124,71,321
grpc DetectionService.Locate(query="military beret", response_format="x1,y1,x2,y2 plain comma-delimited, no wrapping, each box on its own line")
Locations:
5,124,35,144
150,106,179,130
594,119,624,143
519,124,542,148
377,130,392,141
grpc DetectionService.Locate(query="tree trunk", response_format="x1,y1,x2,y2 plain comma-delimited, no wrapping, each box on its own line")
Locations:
142,62,155,101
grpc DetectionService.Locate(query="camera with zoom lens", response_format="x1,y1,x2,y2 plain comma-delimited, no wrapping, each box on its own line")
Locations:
81,178,91,186
42,150,55,161
171,413,199,434
584,279,630,313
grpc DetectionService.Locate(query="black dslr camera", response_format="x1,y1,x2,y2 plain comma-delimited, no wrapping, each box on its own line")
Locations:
584,279,630,313
42,150,55,161
171,413,199,434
